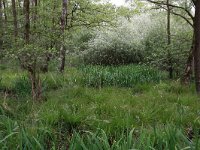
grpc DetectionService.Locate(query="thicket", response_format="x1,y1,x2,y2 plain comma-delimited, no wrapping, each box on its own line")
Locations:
78,13,192,77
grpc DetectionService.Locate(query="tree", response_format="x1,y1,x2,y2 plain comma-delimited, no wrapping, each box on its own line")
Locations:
57,0,116,72
0,0,3,54
2,0,117,99
24,0,30,43
143,0,195,82
166,0,173,79
59,0,68,73
143,0,200,94
193,0,200,94
12,0,18,39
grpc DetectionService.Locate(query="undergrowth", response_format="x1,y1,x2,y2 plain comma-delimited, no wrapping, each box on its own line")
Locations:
0,65,199,149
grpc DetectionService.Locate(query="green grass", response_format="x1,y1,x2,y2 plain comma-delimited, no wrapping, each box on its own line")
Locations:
80,65,166,88
0,65,200,149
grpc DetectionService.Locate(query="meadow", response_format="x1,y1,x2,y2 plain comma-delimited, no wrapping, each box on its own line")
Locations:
0,64,200,149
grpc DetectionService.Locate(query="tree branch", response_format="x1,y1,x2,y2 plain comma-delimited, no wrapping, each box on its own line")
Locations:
145,0,194,21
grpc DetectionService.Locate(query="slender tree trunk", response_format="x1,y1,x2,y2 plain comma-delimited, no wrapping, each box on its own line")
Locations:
194,0,200,94
0,0,3,52
2,0,7,24
59,0,68,73
12,0,18,38
32,0,37,29
29,60,41,100
167,0,173,79
25,0,37,99
40,1,56,73
24,0,41,100
24,0,30,43
41,54,50,73
182,35,195,84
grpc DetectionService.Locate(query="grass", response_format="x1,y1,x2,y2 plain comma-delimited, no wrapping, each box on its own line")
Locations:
80,65,166,88
0,65,200,149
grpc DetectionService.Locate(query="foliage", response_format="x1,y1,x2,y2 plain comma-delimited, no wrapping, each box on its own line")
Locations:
0,0,199,148
144,13,192,76
82,14,151,65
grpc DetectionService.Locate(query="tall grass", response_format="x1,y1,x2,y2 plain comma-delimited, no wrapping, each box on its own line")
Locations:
80,65,166,88
69,126,199,150
0,65,199,149
0,114,199,150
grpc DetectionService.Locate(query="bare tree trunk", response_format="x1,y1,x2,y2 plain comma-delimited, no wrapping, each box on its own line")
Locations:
59,0,68,73
41,54,50,73
2,0,7,24
41,1,56,73
0,0,3,52
29,61,42,100
12,0,18,38
167,0,173,79
32,0,37,29
24,0,30,43
194,1,200,94
24,0,41,100
182,35,195,84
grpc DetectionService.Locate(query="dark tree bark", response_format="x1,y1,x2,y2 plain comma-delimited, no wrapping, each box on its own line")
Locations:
23,0,41,100
40,1,56,73
0,0,3,52
166,0,173,79
194,0,200,94
12,0,18,38
41,54,50,73
2,0,7,24
59,0,68,73
32,0,37,29
24,0,30,43
182,35,195,84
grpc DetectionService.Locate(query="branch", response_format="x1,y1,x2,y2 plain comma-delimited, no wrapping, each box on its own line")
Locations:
157,4,193,27
145,0,194,21
170,11,193,27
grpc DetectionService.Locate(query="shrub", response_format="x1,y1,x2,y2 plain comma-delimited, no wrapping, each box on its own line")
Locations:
82,15,149,65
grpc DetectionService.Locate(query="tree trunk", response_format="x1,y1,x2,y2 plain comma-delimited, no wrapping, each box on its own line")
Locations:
32,0,37,29
2,0,7,24
29,62,42,100
167,0,173,79
41,54,50,73
59,0,68,73
24,0,30,43
24,0,41,100
12,0,18,38
194,0,200,94
181,35,195,84
0,0,3,52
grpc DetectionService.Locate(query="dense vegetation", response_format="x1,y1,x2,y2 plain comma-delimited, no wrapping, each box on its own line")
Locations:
1,65,200,149
0,0,200,149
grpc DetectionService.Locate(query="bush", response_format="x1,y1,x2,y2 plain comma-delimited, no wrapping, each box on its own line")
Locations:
83,42,143,65
82,16,148,65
